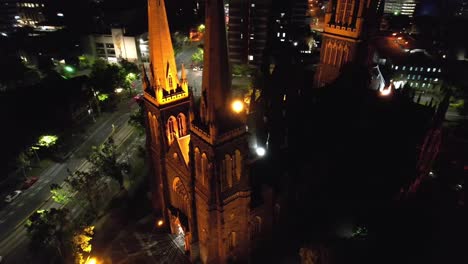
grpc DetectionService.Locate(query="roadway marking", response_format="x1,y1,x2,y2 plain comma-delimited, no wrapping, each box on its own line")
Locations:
17,202,24,207
7,211,14,216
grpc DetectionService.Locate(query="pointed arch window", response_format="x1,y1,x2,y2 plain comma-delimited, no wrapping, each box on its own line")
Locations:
228,231,236,251
224,154,233,188
201,153,208,186
195,148,201,181
234,150,242,181
166,116,180,145
177,113,186,137
168,74,173,88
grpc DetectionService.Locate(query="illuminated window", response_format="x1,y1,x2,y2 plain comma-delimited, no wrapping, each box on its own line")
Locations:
277,32,280,37
251,3,255,7
248,55,253,61
282,32,286,37
409,67,413,71
433,68,436,72
395,66,399,70
402,66,406,70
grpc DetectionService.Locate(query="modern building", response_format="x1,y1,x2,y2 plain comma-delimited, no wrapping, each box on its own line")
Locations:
369,33,444,104
82,28,146,64
314,0,381,87
384,0,419,17
225,0,271,67
143,0,274,262
0,0,65,35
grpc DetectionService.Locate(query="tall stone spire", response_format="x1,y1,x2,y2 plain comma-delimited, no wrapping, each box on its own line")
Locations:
147,0,188,105
199,0,231,126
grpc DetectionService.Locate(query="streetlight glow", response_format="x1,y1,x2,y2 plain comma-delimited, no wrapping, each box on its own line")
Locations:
157,220,164,227
64,65,74,73
256,147,266,157
231,100,244,113
86,257,97,264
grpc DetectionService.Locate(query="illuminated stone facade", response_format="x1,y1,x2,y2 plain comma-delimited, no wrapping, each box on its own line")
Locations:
314,0,379,87
143,0,274,263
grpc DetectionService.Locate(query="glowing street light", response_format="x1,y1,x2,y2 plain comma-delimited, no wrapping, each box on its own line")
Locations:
231,100,244,114
64,65,75,73
85,257,98,264
157,220,164,227
255,147,266,157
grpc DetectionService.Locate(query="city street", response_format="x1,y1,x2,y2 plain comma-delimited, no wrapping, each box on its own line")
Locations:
0,96,140,263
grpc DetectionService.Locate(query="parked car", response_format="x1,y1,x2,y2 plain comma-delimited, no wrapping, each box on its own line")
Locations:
4,190,22,203
21,176,39,190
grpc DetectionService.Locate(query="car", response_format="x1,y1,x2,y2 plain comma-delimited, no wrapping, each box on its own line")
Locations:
21,176,39,190
4,190,22,203
133,93,144,103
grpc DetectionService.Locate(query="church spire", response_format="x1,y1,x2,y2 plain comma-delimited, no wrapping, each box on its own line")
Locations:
199,0,231,127
147,0,188,105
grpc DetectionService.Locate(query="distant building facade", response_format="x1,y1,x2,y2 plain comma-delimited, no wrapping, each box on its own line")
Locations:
82,28,146,63
225,0,271,67
384,0,419,17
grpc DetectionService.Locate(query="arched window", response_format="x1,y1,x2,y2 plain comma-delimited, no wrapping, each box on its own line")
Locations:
177,113,186,137
234,150,242,181
224,154,233,188
201,153,208,186
228,232,236,251
167,116,178,145
168,74,173,88
195,148,201,181
172,177,188,214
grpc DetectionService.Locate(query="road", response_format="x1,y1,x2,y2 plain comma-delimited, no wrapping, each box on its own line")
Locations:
176,42,203,98
0,97,140,262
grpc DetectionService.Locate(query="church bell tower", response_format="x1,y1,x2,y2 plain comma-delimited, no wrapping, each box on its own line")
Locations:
314,0,380,87
143,0,190,218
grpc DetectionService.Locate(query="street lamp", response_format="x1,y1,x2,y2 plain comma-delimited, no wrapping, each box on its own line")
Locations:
231,99,244,114
64,65,75,73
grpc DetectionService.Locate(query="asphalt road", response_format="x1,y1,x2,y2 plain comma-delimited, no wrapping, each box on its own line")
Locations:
0,97,139,262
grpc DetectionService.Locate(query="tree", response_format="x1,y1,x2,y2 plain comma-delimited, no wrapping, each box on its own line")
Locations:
16,151,31,179
72,226,95,264
191,48,204,65
25,208,73,262
89,59,124,94
172,32,189,57
50,183,73,205
119,59,139,75
65,168,102,216
128,101,146,135
232,64,253,77
88,137,130,189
